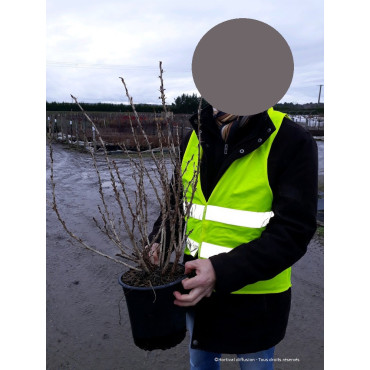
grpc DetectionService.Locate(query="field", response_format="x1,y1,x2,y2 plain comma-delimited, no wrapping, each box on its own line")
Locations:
46,111,193,150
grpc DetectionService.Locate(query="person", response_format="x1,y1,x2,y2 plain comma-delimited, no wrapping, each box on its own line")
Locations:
148,104,318,370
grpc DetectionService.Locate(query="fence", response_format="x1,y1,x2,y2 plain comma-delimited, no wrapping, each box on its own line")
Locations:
46,111,192,151
47,111,324,149
289,114,324,129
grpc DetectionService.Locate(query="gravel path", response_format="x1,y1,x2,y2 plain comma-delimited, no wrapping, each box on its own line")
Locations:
46,143,323,370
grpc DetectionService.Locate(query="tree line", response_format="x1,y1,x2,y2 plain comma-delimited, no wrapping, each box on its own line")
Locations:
47,94,323,115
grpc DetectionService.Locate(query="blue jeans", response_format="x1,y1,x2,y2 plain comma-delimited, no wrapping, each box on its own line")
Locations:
186,311,275,370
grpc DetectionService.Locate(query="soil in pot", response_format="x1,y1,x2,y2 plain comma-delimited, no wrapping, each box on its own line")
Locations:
119,263,188,351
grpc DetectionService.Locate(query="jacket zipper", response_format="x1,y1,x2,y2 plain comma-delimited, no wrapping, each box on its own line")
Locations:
224,143,228,155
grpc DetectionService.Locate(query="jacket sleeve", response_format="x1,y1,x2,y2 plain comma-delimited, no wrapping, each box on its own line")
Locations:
209,123,318,294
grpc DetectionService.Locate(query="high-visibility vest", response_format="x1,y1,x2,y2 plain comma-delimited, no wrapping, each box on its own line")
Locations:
181,107,291,294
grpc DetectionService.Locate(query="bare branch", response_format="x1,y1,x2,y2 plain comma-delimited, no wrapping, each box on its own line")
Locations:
49,62,200,279
48,138,140,271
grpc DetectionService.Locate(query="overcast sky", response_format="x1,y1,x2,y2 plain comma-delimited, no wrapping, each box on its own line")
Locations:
46,0,323,105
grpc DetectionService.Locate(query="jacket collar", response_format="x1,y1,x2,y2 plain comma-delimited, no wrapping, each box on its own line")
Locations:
189,105,276,156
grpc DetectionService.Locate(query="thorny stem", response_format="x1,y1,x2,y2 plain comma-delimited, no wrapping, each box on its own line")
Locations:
70,95,150,273
119,77,172,247
49,62,200,280
48,131,140,271
170,97,203,274
115,122,168,268
119,75,178,271
158,61,184,274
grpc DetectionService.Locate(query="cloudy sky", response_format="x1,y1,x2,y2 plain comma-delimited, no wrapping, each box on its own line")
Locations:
46,0,323,105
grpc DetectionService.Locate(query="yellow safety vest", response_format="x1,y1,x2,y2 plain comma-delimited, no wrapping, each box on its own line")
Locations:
181,108,291,294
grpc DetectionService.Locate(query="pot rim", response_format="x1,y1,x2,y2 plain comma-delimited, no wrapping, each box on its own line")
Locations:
118,265,187,291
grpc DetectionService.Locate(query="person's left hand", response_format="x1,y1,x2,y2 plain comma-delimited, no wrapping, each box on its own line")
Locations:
173,259,216,307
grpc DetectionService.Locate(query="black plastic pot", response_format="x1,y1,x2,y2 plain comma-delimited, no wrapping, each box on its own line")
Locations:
118,268,187,351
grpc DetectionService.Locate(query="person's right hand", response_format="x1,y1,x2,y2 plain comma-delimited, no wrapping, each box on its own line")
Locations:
146,243,160,265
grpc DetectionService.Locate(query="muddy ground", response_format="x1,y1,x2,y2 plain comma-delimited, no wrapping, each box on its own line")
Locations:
46,143,323,370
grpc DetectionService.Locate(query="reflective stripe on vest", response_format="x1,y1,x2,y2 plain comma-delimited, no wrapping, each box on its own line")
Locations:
185,203,274,229
186,238,231,259
181,107,292,294
186,238,200,257
183,203,205,220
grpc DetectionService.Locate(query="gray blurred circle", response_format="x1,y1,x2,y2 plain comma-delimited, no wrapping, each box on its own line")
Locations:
192,18,294,115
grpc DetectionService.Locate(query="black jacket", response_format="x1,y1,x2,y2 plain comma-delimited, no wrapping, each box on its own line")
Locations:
150,104,318,353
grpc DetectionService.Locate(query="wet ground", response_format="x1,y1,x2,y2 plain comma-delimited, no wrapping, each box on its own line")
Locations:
46,143,324,370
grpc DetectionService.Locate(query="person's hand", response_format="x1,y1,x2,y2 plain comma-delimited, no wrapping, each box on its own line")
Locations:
145,243,160,265
173,259,216,307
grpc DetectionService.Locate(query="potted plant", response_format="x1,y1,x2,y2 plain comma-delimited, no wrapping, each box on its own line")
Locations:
48,62,201,350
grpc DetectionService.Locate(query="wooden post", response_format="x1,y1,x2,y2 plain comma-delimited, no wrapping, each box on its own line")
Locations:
69,120,73,147
83,119,87,150
92,125,97,152
60,116,64,142
75,121,79,150
54,118,57,140
318,84,323,105
63,116,66,141
47,116,50,134
47,119,52,141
